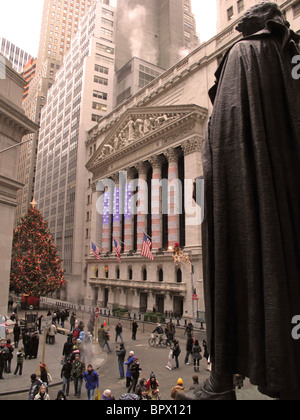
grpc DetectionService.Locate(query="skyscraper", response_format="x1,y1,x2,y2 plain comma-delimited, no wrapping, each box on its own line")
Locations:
115,0,199,71
16,0,96,222
0,37,32,73
34,0,116,301
37,0,95,70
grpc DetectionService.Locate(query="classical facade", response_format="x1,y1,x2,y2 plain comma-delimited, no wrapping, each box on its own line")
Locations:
83,0,300,319
85,105,206,318
0,56,38,315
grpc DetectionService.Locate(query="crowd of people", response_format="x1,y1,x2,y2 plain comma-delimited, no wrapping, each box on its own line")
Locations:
1,308,213,400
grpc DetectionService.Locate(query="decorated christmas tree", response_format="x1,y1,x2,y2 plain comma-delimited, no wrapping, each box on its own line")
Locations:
10,202,66,297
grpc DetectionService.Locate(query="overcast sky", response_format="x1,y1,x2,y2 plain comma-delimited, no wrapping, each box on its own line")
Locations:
0,0,217,57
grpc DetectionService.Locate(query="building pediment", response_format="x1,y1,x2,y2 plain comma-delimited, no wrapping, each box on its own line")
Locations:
86,104,207,175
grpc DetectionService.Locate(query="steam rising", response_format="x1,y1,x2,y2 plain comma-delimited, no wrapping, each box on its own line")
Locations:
119,3,159,65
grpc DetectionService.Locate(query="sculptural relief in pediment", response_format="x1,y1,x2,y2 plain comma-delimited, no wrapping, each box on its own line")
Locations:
97,112,179,162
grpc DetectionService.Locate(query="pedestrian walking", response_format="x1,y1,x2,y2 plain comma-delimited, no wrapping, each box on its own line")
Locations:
31,331,39,359
70,312,76,332
102,389,115,400
13,322,21,348
115,321,124,342
5,339,14,373
132,320,138,341
34,384,50,400
61,358,72,396
55,390,68,400
98,324,105,349
37,363,50,385
192,340,202,372
140,387,152,400
14,348,24,376
48,322,57,345
128,357,141,393
116,342,126,379
102,327,112,352
83,364,99,401
136,378,147,398
184,336,193,365
62,335,73,362
125,351,135,389
0,342,7,380
71,353,85,398
171,340,181,369
184,321,194,339
146,372,160,400
28,374,42,400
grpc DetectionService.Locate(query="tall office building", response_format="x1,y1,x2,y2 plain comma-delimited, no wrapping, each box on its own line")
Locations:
37,0,96,70
34,0,116,301
15,0,96,222
0,38,32,73
115,0,199,71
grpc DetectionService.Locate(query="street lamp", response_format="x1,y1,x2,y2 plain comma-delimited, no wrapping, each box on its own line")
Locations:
168,243,196,323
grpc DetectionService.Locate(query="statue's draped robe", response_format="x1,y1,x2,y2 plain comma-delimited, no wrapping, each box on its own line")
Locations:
202,21,300,393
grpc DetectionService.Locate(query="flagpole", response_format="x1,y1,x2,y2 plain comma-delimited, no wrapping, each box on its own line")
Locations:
136,227,161,250
111,234,125,247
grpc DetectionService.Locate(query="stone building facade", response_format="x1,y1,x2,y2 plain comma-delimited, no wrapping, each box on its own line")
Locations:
83,0,300,320
0,56,37,316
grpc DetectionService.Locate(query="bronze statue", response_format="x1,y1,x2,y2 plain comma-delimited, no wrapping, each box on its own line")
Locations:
195,2,300,400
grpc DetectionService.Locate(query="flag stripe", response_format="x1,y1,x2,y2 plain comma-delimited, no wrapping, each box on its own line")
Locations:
91,242,101,261
141,234,154,261
114,239,122,264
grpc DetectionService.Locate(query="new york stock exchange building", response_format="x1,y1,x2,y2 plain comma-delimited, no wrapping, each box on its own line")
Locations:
83,25,241,320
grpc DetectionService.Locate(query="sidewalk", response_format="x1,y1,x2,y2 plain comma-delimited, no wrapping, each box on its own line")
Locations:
0,310,106,397
0,309,271,400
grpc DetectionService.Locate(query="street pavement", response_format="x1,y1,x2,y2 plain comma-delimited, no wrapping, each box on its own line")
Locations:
0,310,271,401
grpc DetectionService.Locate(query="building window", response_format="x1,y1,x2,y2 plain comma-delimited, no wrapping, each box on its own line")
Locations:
176,269,182,284
128,267,133,280
93,90,107,100
227,6,234,21
293,1,300,18
158,269,164,283
142,267,147,281
237,0,244,14
92,102,107,112
94,75,108,85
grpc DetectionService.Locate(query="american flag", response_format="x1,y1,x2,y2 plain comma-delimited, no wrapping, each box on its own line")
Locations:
91,242,101,261
141,234,154,261
114,239,122,264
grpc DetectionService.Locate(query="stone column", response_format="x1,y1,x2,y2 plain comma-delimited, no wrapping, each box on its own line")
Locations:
181,137,203,248
92,181,103,252
149,155,163,250
135,161,150,251
124,168,135,252
165,148,181,247
101,179,114,254
111,173,121,249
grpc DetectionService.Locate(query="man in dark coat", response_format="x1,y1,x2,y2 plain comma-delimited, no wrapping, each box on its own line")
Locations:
201,2,300,400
